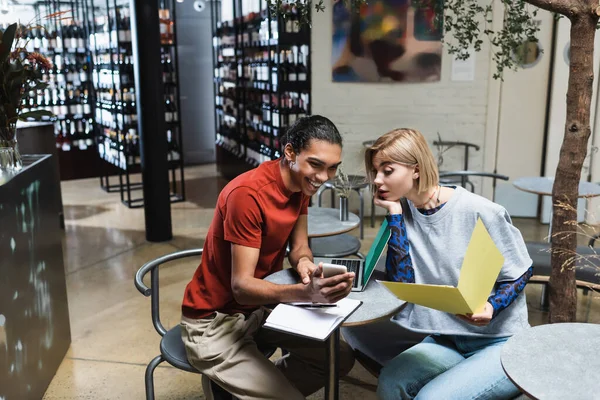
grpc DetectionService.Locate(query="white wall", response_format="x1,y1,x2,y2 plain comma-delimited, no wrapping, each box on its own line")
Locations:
310,5,495,214
2,5,36,25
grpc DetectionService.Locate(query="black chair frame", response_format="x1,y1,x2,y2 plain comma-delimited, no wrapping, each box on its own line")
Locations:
439,171,509,192
135,249,205,399
135,249,276,400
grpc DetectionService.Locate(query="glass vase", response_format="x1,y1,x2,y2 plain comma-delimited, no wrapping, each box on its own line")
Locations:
339,196,349,221
0,127,23,173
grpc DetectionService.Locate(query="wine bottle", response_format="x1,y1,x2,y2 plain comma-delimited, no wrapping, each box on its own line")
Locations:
297,52,307,81
287,51,297,82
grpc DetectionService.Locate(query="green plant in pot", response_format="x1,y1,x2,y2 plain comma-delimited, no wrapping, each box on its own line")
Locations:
0,22,53,172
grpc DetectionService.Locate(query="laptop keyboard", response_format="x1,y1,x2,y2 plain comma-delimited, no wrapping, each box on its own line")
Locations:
330,259,361,288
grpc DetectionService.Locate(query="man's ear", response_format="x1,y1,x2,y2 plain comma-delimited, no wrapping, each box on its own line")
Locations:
284,144,296,163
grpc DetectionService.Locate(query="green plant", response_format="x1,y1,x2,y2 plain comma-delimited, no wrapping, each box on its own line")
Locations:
0,22,53,142
267,0,368,26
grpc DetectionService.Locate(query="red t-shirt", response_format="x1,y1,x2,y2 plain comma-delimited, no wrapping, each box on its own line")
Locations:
182,159,309,319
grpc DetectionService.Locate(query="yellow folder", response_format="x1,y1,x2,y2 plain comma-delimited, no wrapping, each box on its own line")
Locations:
378,218,504,315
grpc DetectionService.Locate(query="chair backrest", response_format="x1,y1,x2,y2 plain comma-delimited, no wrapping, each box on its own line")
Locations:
439,171,509,193
433,140,480,171
135,248,204,336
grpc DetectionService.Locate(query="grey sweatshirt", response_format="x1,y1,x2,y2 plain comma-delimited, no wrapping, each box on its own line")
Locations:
392,186,532,337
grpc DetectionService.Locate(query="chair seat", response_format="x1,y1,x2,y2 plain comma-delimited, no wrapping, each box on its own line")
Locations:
526,242,600,285
160,325,278,374
160,326,199,373
311,234,362,258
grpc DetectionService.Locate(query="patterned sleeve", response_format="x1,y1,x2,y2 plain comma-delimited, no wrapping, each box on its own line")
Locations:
487,266,533,318
385,214,415,283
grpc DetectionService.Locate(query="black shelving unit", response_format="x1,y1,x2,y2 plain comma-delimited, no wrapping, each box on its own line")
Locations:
87,0,185,208
25,0,101,180
211,0,311,180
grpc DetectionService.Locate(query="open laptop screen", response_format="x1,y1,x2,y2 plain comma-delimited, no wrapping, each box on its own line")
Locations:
363,218,391,281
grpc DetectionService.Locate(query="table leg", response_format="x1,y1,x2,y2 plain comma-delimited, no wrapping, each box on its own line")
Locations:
325,329,340,400
370,196,375,228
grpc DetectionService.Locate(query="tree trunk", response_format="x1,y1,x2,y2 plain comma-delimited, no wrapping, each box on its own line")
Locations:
549,11,598,323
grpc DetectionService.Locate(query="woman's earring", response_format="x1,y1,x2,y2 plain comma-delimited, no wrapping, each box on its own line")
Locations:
289,160,296,168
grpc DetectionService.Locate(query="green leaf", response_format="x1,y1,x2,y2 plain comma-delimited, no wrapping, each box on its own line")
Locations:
18,110,54,121
0,23,17,62
7,65,25,81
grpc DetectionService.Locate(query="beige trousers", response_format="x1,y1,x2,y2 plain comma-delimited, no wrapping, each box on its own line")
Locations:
181,307,355,400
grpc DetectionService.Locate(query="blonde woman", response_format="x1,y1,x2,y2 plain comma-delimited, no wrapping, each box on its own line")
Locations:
365,128,532,399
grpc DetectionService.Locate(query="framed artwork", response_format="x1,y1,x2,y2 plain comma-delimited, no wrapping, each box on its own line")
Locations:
332,0,443,83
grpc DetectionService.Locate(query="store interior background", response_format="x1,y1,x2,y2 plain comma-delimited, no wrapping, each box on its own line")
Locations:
1,0,600,398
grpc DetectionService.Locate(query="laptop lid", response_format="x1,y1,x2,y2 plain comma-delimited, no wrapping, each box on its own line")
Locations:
362,218,391,285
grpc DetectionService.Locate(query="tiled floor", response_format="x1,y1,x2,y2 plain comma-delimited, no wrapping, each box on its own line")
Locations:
43,164,600,399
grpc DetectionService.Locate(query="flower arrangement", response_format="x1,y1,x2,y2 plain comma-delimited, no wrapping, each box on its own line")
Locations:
0,21,53,170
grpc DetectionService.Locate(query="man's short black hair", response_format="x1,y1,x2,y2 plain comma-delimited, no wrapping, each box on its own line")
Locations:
282,115,343,153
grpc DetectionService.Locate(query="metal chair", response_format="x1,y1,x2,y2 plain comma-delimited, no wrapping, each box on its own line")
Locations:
526,239,600,318
439,171,509,192
434,140,481,190
134,248,275,400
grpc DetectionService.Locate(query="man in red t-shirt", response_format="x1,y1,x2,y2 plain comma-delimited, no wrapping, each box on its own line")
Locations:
181,116,356,400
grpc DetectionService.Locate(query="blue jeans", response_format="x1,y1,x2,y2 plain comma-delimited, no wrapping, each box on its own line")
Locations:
377,335,520,400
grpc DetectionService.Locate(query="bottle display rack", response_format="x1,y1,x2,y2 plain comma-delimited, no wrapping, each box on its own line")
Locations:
211,0,311,180
87,0,185,208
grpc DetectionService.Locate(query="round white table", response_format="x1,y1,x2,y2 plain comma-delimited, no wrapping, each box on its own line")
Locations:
307,206,360,238
501,322,600,399
513,177,600,198
513,177,600,240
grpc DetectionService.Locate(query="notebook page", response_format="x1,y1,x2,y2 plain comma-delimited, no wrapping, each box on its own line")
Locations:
264,298,361,341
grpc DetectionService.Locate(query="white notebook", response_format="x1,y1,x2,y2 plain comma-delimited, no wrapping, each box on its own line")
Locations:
264,298,362,341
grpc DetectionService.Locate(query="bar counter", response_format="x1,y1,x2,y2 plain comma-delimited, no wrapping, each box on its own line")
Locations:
0,155,70,399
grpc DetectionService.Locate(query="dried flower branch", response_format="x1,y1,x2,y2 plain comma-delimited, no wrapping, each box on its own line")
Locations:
333,166,352,198
433,132,456,168
333,167,366,198
544,200,600,285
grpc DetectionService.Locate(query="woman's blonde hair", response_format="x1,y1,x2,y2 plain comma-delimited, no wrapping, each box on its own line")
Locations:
364,128,439,194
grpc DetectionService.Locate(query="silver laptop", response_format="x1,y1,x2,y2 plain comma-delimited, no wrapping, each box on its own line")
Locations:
316,219,391,291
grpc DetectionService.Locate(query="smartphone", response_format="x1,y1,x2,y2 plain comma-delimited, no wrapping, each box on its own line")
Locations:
321,263,348,278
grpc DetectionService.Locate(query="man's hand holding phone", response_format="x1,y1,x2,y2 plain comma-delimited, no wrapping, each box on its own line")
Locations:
322,263,348,277
305,262,355,303
296,258,319,284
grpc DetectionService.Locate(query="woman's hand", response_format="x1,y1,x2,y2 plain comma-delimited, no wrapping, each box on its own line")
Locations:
456,302,494,326
373,195,403,215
